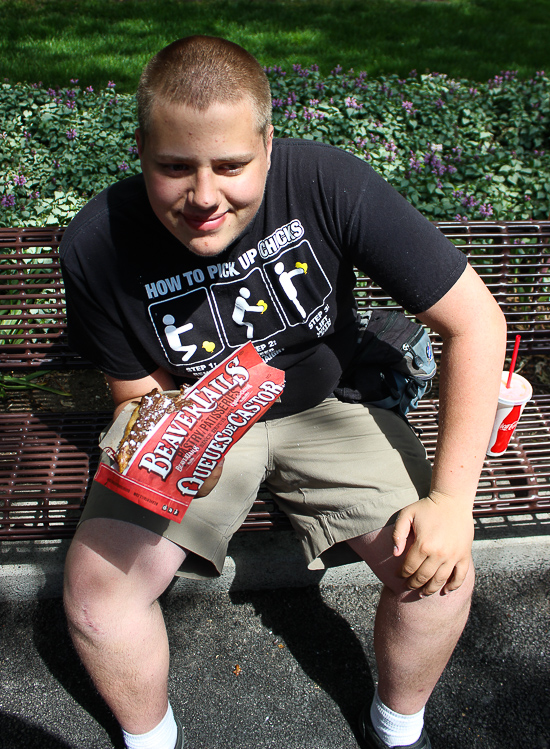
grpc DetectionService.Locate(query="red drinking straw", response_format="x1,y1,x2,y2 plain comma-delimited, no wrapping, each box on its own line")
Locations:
506,334,521,388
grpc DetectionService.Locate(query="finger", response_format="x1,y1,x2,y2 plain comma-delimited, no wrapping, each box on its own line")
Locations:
442,557,471,594
196,459,224,497
402,555,442,589
419,562,456,596
399,539,431,579
392,511,413,557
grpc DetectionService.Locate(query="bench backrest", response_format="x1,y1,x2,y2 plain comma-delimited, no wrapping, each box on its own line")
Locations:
2,221,550,369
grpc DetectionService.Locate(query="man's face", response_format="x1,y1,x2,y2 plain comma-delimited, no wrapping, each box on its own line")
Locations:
136,99,273,257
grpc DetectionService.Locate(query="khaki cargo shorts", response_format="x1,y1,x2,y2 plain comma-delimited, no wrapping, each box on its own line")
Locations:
80,397,432,579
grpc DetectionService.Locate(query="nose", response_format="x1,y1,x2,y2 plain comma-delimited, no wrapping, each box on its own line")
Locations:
189,168,219,209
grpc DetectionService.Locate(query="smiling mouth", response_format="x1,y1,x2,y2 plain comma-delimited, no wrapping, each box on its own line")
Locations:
182,212,228,232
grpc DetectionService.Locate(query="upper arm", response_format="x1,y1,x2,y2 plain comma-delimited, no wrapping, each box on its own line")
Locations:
416,263,506,341
105,367,177,417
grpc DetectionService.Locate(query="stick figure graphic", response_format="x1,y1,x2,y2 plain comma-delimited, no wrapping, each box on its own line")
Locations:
162,314,197,362
274,261,306,318
232,287,266,339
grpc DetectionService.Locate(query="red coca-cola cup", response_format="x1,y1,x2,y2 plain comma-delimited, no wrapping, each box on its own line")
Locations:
486,372,532,457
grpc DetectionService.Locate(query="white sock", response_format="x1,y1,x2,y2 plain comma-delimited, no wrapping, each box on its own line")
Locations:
370,688,425,747
122,703,179,749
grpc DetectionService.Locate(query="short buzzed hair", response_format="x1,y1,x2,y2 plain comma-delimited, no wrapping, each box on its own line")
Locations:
136,36,272,143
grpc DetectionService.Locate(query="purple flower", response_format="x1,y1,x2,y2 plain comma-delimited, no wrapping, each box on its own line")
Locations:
345,96,361,109
107,80,116,88
479,203,493,218
85,85,94,93
1,194,15,207
118,161,129,171
70,78,79,84
385,141,397,161
402,100,414,113
66,100,75,109
13,174,26,186
66,128,77,140
435,98,444,108
409,153,423,173
331,65,343,75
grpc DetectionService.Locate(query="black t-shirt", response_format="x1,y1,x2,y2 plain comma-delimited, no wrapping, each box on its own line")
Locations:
60,138,467,418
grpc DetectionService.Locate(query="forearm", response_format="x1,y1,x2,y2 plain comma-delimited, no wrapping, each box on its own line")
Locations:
106,368,177,418
429,313,507,505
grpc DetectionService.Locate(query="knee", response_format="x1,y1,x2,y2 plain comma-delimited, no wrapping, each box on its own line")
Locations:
63,526,182,642
384,556,475,607
63,543,124,642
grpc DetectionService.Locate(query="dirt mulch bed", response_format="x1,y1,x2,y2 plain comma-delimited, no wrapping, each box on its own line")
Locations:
0,368,113,413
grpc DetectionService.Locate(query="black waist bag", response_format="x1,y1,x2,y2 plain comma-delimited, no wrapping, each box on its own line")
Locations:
334,309,436,419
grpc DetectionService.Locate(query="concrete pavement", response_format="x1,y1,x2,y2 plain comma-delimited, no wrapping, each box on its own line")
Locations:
1,514,549,749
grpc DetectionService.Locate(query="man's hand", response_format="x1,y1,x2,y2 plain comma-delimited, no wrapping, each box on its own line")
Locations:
392,492,474,596
196,460,224,497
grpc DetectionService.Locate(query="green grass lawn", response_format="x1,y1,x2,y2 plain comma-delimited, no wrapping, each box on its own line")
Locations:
1,0,549,91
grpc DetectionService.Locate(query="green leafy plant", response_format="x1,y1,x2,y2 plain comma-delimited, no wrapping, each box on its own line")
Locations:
0,66,549,226
0,372,70,397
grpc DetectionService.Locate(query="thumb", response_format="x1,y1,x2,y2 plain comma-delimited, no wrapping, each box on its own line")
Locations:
392,510,413,556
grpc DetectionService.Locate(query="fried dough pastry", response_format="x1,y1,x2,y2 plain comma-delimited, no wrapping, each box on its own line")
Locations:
115,386,191,472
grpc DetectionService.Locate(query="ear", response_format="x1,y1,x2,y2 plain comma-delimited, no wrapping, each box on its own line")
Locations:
135,128,144,157
265,125,274,169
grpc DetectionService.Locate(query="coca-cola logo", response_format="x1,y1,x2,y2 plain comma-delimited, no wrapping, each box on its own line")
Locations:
489,403,522,454
498,420,519,433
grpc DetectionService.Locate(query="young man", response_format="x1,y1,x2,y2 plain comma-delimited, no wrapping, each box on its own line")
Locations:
61,36,506,749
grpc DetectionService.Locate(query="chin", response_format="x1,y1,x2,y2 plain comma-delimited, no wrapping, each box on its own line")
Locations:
185,238,230,257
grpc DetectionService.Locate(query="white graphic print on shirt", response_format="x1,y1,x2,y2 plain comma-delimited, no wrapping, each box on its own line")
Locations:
146,224,333,375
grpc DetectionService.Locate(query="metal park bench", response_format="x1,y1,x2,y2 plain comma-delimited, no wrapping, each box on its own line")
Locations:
1,221,550,541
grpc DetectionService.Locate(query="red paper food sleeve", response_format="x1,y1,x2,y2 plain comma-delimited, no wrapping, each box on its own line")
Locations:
94,342,285,522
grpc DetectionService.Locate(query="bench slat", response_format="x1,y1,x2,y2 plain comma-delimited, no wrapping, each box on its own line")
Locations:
2,221,550,539
2,222,550,368
1,398,550,541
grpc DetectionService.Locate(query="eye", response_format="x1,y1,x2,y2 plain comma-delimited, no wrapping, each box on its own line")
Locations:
218,162,246,175
161,163,189,175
